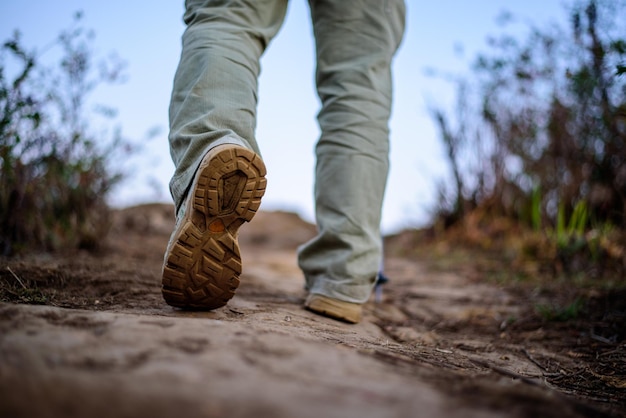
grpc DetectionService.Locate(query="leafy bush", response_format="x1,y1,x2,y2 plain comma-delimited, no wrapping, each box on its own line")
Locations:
0,13,128,255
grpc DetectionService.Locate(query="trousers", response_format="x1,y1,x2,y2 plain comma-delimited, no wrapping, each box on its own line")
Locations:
168,0,405,303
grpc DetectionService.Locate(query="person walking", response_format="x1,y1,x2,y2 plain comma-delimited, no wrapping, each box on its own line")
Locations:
161,0,405,324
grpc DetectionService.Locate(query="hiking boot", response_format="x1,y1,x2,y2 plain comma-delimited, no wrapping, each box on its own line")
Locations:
305,293,363,324
162,144,266,310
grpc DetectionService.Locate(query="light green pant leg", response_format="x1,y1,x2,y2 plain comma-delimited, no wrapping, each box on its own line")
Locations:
168,0,287,211
298,0,406,303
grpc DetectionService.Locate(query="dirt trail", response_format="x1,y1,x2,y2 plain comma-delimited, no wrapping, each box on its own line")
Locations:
0,205,623,418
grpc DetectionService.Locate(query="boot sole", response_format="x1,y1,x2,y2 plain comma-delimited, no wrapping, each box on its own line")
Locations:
162,145,266,310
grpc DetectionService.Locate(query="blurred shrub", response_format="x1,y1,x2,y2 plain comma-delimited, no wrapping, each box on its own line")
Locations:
0,13,128,255
429,0,625,277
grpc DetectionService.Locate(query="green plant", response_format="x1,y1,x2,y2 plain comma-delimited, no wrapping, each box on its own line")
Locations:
535,297,585,321
0,13,128,255
430,0,626,229
555,200,589,249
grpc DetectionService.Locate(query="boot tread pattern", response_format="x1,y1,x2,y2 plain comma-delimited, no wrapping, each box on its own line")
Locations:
162,146,266,310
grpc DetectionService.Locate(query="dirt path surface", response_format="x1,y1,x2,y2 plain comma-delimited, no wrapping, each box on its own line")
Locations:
0,204,624,418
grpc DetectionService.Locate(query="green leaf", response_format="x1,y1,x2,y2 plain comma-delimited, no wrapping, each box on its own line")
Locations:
610,40,626,54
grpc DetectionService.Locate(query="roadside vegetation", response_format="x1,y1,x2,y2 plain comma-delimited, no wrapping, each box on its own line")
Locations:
422,0,625,293
0,13,128,255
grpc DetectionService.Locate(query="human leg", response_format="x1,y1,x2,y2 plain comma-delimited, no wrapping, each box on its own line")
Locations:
168,0,287,211
300,0,406,321
162,0,287,309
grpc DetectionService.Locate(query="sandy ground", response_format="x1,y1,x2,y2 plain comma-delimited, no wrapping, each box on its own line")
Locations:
0,204,624,418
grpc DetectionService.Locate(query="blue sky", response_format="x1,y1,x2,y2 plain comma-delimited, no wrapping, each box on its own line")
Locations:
1,1,568,233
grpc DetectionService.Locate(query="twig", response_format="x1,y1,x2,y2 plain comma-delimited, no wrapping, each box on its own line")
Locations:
522,348,549,372
589,329,615,345
1,287,21,297
598,347,624,357
6,267,27,290
469,358,542,387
